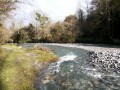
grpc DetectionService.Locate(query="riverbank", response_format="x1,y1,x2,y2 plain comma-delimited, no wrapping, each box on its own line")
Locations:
19,43,120,90
42,43,120,72
39,43,120,52
0,44,58,90
31,43,120,90
39,43,120,74
42,43,120,73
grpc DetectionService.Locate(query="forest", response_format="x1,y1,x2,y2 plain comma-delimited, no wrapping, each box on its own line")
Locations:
0,0,120,45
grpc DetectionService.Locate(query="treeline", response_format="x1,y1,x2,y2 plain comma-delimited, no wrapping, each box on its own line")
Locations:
11,0,120,44
11,15,79,43
77,0,120,44
1,0,120,44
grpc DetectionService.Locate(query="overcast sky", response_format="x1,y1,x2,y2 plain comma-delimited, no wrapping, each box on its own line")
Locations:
6,0,91,28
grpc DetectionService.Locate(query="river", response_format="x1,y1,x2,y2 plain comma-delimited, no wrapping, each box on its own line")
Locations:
22,43,120,90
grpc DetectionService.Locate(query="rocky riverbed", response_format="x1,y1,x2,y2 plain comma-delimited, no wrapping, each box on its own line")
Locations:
42,44,120,74
87,51,120,74
22,43,120,90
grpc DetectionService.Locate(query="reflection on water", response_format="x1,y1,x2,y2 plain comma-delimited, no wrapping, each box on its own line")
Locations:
22,43,120,90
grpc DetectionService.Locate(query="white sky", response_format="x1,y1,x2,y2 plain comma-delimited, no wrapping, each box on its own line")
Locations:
6,0,91,28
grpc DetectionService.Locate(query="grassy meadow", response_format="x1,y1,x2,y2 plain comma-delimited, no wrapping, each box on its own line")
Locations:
0,44,58,90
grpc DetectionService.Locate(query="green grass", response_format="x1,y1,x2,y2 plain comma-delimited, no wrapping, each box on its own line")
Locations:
0,44,58,90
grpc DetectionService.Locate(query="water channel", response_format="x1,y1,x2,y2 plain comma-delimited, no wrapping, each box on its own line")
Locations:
22,43,120,90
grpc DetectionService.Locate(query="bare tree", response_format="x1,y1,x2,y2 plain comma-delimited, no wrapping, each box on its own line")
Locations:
0,0,18,20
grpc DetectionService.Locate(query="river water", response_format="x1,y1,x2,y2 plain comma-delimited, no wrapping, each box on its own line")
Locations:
22,43,120,90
